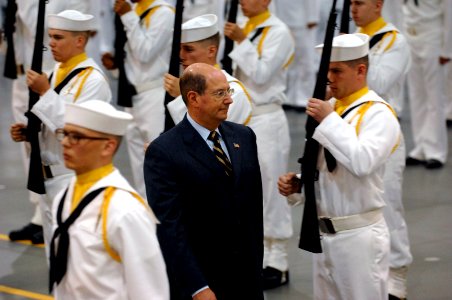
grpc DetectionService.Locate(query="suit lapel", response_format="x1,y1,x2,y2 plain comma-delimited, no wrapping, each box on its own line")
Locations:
181,118,226,176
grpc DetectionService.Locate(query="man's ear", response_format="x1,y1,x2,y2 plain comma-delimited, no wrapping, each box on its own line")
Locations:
103,138,119,157
357,63,367,77
207,45,218,60
187,91,199,107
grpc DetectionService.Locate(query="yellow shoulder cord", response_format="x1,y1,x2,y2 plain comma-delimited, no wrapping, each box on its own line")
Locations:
73,67,94,102
257,27,271,58
383,30,397,52
229,79,252,125
352,101,400,153
101,187,149,262
283,53,295,69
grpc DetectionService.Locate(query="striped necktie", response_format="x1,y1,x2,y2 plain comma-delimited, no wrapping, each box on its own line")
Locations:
208,131,233,176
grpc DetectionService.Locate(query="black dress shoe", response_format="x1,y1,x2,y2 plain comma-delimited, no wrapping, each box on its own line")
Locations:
31,230,44,244
405,157,425,166
389,294,406,300
425,159,443,169
263,266,289,290
8,223,43,242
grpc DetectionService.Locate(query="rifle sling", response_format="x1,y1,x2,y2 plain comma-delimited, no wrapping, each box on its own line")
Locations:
48,67,88,95
369,31,392,49
249,27,265,42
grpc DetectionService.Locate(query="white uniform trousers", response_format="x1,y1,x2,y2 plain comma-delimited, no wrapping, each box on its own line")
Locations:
313,218,389,300
125,86,165,199
407,42,448,163
383,135,412,298
11,75,43,226
284,26,316,108
447,62,452,121
248,108,292,271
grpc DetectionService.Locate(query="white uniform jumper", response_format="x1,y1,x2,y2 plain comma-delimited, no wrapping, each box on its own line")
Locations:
31,58,112,249
229,13,294,271
52,170,169,300
120,0,174,198
312,90,400,300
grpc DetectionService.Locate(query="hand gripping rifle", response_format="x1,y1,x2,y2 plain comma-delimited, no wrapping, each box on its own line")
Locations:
163,0,184,132
220,0,238,74
298,0,338,253
3,0,18,79
25,0,46,194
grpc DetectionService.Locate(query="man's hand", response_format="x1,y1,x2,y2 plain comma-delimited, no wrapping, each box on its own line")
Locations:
306,98,334,123
164,73,181,97
278,172,301,197
10,123,27,142
193,288,217,300
102,52,117,70
224,22,246,44
114,0,132,16
26,70,50,96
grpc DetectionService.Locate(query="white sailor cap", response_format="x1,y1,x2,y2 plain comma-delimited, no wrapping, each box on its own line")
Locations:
181,14,219,43
48,10,95,32
65,100,133,136
316,33,370,62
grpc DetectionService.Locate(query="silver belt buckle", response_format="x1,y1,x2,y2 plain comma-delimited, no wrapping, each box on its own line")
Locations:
319,217,336,234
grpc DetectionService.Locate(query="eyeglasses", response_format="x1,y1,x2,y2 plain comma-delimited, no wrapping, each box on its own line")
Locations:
210,88,234,100
55,129,109,145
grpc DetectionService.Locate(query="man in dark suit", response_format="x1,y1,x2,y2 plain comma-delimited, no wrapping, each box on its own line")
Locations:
144,63,264,300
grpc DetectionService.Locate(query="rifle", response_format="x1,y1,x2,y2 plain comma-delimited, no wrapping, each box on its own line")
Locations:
114,13,136,108
298,0,338,253
3,0,18,79
220,0,238,74
340,0,350,34
24,0,46,194
163,0,184,132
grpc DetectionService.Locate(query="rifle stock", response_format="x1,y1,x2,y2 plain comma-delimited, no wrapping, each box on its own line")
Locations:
340,0,350,34
3,0,18,79
163,0,184,132
26,0,46,194
220,0,238,74
298,0,338,253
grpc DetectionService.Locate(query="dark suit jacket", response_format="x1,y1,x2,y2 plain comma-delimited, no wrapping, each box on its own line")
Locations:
144,117,264,300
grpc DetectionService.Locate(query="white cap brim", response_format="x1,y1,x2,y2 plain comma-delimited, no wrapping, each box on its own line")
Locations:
316,33,370,62
181,14,219,43
48,9,95,31
65,100,133,136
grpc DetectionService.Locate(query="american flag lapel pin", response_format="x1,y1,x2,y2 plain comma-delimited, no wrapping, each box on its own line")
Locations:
233,143,240,149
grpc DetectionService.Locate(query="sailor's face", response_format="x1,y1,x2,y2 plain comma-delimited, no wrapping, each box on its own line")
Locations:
327,61,358,99
180,42,211,69
48,29,79,63
239,0,269,18
351,0,381,27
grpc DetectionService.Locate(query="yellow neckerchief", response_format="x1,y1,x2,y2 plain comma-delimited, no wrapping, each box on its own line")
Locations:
358,16,387,37
101,187,147,262
71,163,115,211
55,52,88,87
243,9,271,36
334,86,369,116
135,0,156,28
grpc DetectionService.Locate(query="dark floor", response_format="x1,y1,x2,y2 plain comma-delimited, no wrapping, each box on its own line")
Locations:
0,55,451,299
